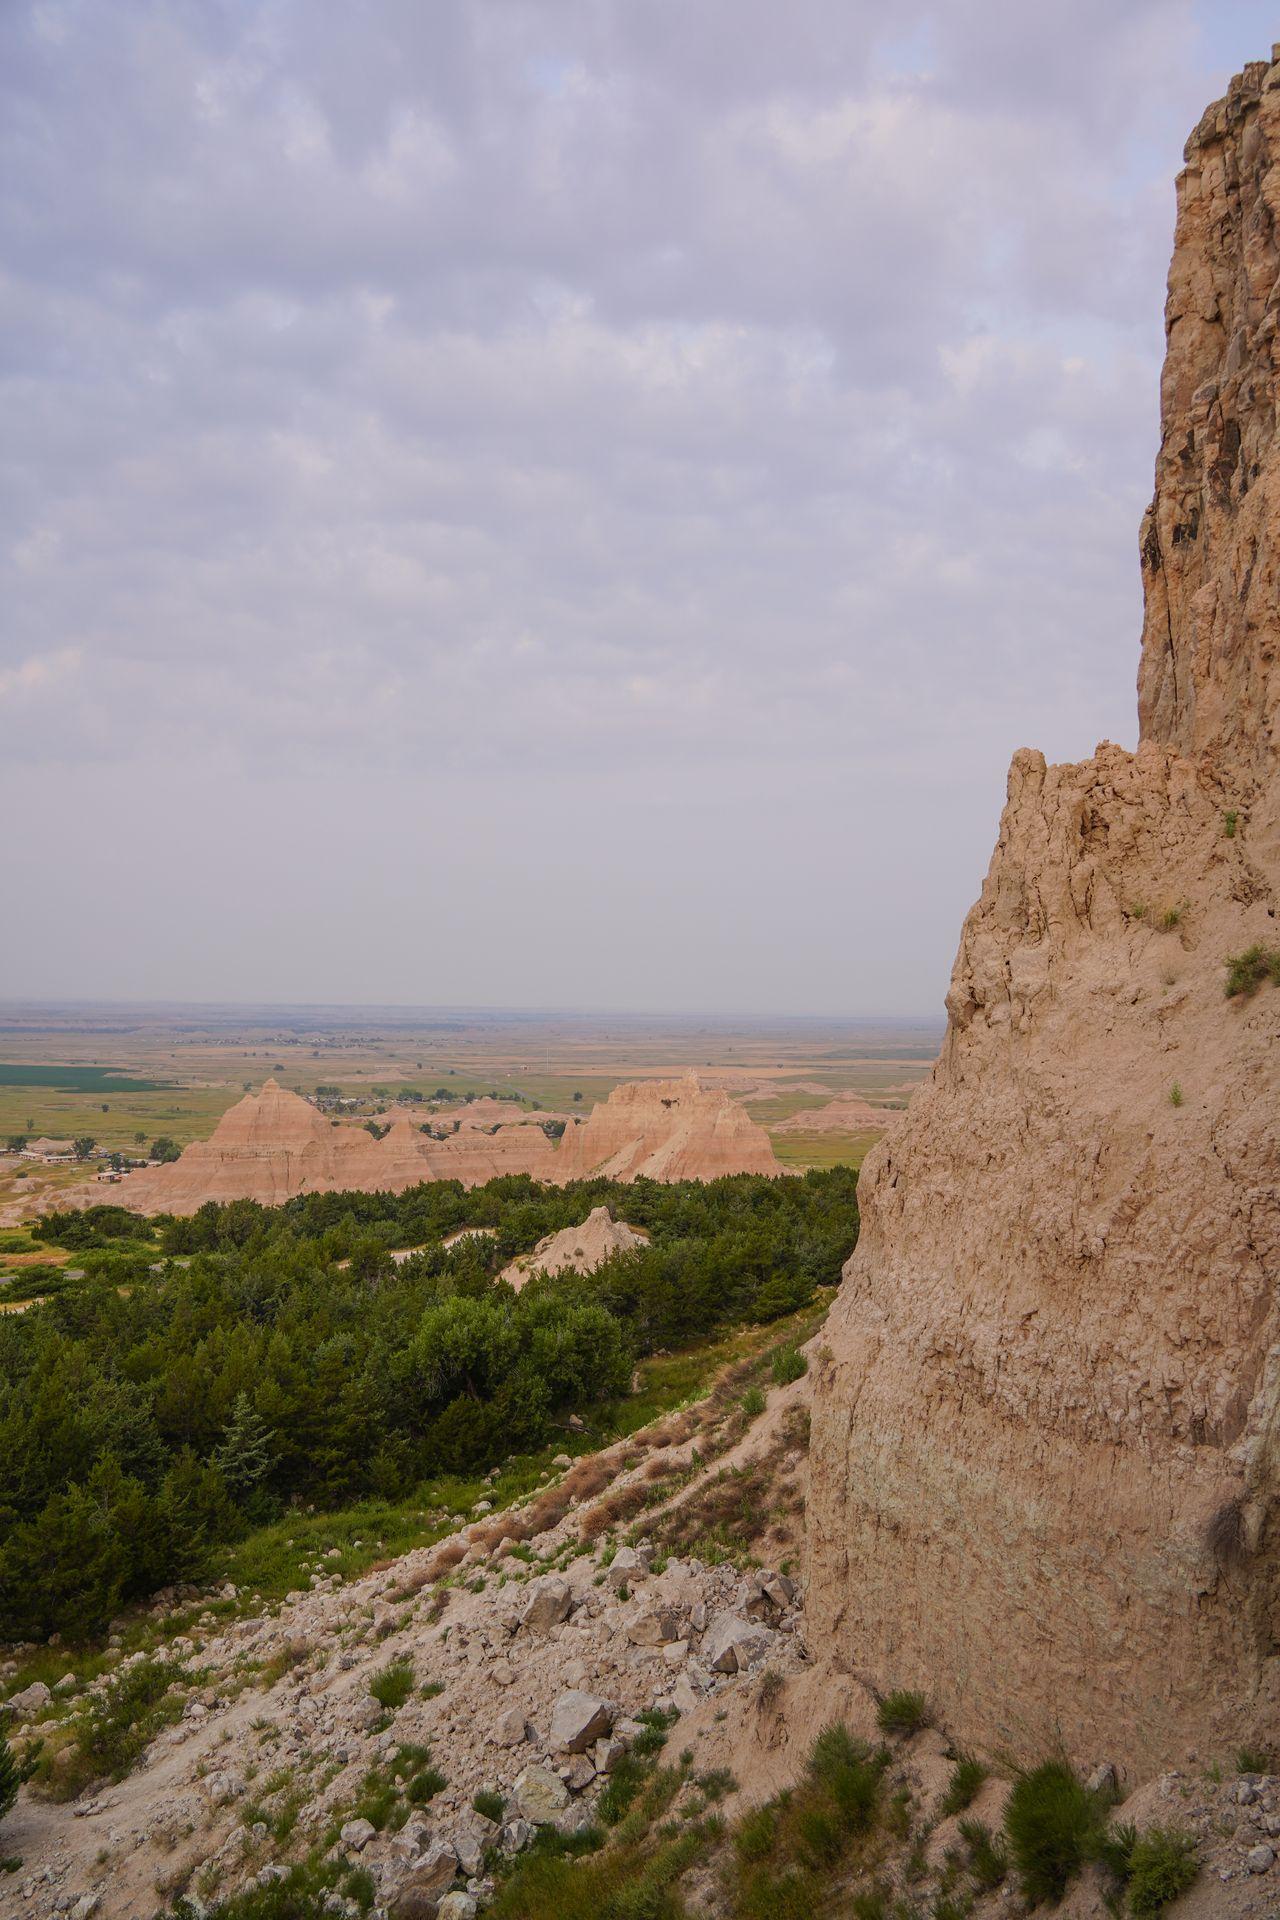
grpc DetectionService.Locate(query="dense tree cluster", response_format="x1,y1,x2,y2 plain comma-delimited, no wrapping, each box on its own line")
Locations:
1,1170,856,1644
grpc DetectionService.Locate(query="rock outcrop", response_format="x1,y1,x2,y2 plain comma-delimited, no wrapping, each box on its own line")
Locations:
103,1081,557,1213
772,1093,884,1132
808,57,1280,1778
93,1076,780,1215
553,1074,781,1182
499,1206,650,1291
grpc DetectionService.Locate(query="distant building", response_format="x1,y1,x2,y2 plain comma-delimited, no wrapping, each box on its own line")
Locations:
20,1138,77,1163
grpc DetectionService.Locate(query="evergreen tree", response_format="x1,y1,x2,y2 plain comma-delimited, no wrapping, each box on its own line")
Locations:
212,1393,275,1501
0,1723,18,1824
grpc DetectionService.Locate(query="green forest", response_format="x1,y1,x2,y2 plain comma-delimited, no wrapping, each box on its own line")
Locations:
0,1169,857,1644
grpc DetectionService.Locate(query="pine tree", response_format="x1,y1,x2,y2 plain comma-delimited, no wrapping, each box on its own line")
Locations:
212,1393,275,1501
0,1723,20,1824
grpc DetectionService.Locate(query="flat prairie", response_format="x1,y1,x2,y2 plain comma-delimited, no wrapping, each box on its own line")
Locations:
0,1002,939,1194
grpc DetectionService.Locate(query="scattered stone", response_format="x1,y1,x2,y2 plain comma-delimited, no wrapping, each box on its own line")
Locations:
518,1577,573,1633
5,1681,52,1719
626,1606,683,1647
494,1706,528,1747
606,1547,650,1590
701,1612,775,1673
513,1765,571,1823
563,1752,596,1792
548,1689,615,1753
1247,1845,1275,1874
339,1818,376,1852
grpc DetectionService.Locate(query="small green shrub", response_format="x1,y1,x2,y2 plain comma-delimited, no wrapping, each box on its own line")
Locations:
876,1690,931,1736
734,1801,779,1862
1236,1746,1276,1774
695,1768,736,1803
850,1888,890,1920
1225,945,1280,997
369,1661,413,1711
741,1386,767,1418
599,1754,650,1826
1004,1761,1107,1905
808,1724,885,1834
1169,1083,1184,1108
1224,810,1238,838
631,1708,677,1759
404,1765,446,1806
340,1866,377,1913
473,1788,505,1822
940,1754,987,1817
771,1346,807,1386
1125,1827,1197,1917
959,1816,1008,1890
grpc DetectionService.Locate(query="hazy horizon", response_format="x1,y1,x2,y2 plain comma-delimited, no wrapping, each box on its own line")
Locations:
3,2,1274,1016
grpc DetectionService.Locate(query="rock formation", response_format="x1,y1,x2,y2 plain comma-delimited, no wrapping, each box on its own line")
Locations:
808,57,1280,1778
553,1074,781,1182
499,1205,650,1291
101,1081,557,1213
96,1074,780,1214
772,1092,884,1132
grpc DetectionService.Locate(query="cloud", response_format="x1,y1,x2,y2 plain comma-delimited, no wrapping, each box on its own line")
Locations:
0,0,1262,1008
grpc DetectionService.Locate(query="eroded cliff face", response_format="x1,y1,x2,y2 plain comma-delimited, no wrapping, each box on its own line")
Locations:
807,59,1280,1777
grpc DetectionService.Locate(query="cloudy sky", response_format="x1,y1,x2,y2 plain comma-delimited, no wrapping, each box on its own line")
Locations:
1,1,1272,1015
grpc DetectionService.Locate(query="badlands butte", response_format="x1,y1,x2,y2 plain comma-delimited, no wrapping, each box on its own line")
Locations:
3,53,1280,1920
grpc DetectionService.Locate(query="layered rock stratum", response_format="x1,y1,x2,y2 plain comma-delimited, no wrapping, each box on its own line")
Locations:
808,57,1280,1777
101,1074,780,1214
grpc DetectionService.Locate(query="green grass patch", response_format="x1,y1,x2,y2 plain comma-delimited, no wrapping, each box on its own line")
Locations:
769,1129,881,1172
31,1657,188,1800
727,1725,888,1919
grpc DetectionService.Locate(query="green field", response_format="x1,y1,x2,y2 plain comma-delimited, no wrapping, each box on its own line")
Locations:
0,1083,239,1153
770,1128,881,1172
0,1064,176,1091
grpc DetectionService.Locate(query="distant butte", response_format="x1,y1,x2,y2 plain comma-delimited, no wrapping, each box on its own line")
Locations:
88,1071,782,1214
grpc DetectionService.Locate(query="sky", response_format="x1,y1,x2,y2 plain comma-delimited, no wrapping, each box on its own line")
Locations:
1,0,1273,1016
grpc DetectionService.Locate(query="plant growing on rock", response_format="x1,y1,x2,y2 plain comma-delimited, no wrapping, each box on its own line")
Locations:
1113,1826,1198,1917
876,1690,931,1736
1004,1760,1109,1905
939,1753,987,1817
1224,945,1280,997
369,1658,414,1711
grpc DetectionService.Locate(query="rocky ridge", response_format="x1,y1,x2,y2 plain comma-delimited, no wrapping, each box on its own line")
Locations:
807,55,1280,1775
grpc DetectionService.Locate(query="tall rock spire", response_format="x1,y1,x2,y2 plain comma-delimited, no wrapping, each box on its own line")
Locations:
806,57,1280,1775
